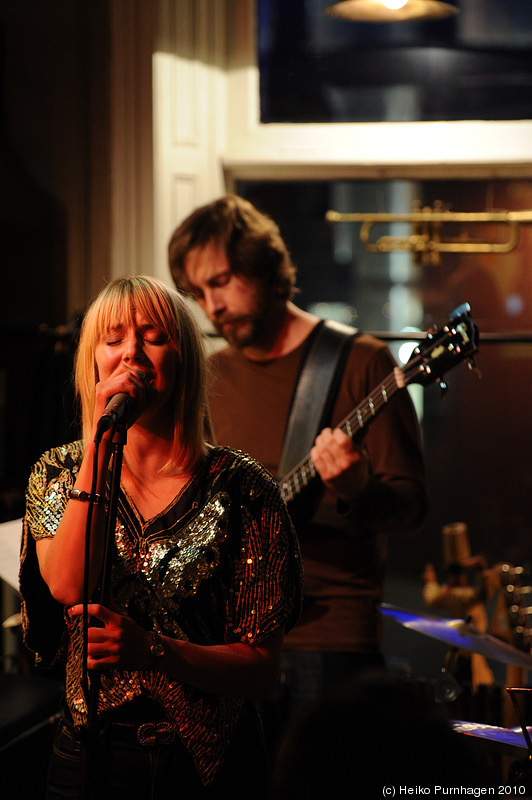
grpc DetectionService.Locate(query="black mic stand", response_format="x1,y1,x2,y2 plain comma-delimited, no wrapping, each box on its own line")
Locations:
506,687,532,793
80,419,127,799
434,647,464,705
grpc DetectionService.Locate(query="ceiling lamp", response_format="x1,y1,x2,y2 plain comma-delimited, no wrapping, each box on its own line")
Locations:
325,0,459,22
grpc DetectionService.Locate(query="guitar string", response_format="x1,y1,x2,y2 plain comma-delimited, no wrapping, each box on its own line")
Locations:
279,325,472,501
280,371,403,501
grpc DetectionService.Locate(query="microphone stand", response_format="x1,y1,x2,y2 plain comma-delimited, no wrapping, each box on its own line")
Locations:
507,687,532,793
80,420,127,799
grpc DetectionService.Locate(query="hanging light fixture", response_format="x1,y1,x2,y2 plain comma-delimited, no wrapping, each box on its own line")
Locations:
325,0,459,23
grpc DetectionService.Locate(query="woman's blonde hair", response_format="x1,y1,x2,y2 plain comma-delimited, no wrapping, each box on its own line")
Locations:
75,275,213,472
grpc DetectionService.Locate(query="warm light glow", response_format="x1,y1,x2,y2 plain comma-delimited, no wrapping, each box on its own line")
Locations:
325,0,459,22
382,0,408,9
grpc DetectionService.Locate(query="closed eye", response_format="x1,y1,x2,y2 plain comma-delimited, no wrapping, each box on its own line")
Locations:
210,272,231,289
187,271,231,301
144,334,169,345
186,286,204,302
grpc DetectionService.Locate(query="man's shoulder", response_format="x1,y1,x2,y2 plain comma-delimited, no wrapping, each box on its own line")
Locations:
350,331,389,354
341,330,397,384
322,323,389,365
308,319,386,356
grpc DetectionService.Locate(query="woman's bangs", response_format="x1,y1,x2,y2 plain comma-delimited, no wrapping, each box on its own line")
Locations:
133,285,179,347
94,290,136,339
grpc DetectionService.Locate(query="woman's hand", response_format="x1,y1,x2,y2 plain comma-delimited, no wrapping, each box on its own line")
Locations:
69,604,153,671
93,368,150,436
69,604,284,698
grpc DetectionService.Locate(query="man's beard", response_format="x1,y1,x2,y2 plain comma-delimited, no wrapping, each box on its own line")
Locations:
213,291,274,349
213,314,263,349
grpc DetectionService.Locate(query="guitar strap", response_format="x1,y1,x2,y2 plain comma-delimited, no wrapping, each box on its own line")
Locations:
278,319,360,478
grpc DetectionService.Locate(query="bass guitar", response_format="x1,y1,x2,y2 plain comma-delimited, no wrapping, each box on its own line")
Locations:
279,302,479,505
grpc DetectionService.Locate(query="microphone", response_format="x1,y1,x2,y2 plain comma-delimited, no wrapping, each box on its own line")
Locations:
96,393,134,436
94,372,149,442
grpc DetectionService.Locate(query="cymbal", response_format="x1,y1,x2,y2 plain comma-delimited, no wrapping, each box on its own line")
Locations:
452,720,531,758
380,603,532,670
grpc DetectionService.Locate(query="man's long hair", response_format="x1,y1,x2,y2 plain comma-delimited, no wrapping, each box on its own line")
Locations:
168,194,297,300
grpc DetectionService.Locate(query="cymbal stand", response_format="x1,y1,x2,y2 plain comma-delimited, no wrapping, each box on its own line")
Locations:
435,647,463,704
506,687,532,792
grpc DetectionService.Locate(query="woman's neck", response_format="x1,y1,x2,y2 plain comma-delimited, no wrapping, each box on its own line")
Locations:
120,426,194,520
123,423,178,477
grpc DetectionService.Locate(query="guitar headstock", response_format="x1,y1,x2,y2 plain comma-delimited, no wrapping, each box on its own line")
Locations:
405,302,479,389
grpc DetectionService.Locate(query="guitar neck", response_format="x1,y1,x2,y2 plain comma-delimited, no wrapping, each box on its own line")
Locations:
278,304,478,505
279,368,403,504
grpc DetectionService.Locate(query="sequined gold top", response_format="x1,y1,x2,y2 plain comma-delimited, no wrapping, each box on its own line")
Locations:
20,442,302,785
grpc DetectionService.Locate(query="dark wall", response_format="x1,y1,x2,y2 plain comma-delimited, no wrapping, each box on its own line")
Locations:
0,3,111,517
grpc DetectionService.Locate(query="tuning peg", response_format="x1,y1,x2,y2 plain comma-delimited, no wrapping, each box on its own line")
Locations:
467,359,482,379
438,379,447,396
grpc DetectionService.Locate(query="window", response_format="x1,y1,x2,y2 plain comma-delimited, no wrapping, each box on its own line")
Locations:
237,177,532,590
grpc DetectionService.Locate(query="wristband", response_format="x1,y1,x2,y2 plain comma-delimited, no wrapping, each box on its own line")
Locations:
68,488,103,505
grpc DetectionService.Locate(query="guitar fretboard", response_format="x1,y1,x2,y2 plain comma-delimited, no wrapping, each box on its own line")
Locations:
279,369,402,504
278,306,477,506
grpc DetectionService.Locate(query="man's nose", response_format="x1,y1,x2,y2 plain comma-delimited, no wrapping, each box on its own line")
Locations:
203,288,225,318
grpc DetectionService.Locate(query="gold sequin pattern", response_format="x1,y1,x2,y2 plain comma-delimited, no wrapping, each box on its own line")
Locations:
21,442,303,786
114,493,229,606
24,441,82,539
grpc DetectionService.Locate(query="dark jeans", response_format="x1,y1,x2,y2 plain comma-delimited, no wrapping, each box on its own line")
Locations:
46,710,270,800
262,650,387,761
280,650,386,717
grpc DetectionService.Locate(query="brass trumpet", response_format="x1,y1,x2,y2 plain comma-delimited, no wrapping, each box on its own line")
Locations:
326,202,532,264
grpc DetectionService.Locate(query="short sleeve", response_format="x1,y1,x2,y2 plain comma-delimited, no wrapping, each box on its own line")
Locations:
20,441,84,667
24,442,83,540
